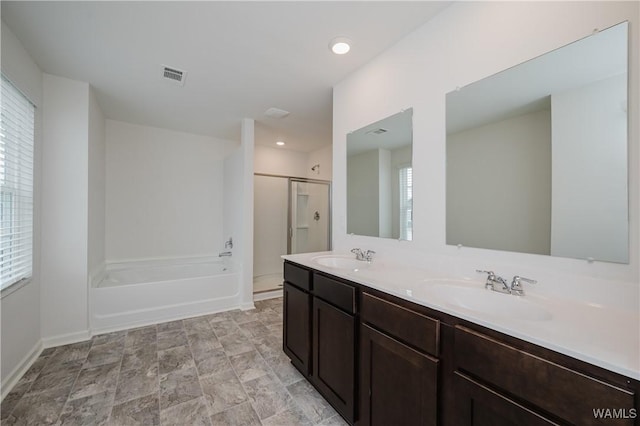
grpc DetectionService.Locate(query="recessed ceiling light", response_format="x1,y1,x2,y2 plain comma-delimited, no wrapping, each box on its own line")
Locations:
276,141,285,146
329,37,351,55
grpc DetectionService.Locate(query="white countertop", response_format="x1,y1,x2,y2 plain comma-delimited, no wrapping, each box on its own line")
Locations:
282,251,640,380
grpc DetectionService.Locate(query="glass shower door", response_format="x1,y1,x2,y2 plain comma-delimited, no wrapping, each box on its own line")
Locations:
253,175,289,293
289,179,331,254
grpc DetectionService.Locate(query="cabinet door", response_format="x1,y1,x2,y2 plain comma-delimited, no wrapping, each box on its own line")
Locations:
454,372,560,426
313,297,356,424
283,282,312,375
455,326,635,425
360,324,438,426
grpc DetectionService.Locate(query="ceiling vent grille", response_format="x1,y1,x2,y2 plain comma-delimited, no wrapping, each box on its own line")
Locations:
161,65,187,86
264,107,290,119
366,128,388,135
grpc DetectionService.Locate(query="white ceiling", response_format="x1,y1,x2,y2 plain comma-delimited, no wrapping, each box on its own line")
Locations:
1,1,450,152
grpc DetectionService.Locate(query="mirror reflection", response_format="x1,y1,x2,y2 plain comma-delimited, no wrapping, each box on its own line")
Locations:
347,109,413,240
446,22,628,263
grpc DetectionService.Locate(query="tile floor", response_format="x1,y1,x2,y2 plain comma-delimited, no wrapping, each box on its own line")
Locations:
1,298,347,426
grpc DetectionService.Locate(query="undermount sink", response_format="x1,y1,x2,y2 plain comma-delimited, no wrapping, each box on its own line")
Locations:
427,284,553,321
312,255,369,271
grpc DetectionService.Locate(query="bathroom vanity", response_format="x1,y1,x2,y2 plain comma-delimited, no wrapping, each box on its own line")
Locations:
281,254,639,426
285,13,638,426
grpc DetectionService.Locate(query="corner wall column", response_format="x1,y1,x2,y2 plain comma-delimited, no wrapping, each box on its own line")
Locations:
240,118,255,309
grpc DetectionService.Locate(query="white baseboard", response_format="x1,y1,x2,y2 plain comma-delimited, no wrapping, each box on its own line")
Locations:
41,330,92,349
90,304,241,336
91,296,240,334
253,289,283,301
1,340,43,401
239,301,256,311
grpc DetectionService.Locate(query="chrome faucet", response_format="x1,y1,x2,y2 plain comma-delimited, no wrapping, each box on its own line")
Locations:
477,270,511,294
351,248,376,262
224,237,233,249
477,270,537,295
218,251,232,257
510,275,537,296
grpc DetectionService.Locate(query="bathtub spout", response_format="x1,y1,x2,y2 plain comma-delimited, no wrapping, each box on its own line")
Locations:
219,251,232,257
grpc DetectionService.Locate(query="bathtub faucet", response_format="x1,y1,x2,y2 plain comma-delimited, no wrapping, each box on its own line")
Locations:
225,237,233,249
219,251,232,257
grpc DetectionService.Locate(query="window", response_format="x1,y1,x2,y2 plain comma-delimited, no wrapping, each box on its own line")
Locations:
1,75,35,291
399,165,412,240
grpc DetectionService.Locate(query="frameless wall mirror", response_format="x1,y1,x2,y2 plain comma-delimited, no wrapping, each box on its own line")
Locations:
347,108,413,240
446,22,629,263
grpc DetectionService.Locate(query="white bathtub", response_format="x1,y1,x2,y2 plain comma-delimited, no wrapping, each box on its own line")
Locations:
90,257,240,332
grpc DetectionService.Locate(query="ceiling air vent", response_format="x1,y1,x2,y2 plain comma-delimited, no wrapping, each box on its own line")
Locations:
264,107,290,119
161,65,187,86
366,128,388,135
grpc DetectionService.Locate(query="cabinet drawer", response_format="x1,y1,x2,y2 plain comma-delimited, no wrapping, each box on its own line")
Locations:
454,372,559,425
455,326,636,425
361,292,439,357
314,274,356,314
284,262,312,292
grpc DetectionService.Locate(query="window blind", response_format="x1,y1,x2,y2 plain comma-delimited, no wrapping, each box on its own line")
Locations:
399,166,413,241
1,74,35,290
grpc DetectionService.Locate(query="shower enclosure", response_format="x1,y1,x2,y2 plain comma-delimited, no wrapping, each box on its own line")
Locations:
253,174,331,294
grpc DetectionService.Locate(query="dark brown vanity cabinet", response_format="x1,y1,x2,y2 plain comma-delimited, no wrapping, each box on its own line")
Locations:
283,263,312,375
283,262,640,426
313,274,357,423
283,262,358,424
360,292,440,426
453,326,637,426
453,372,559,426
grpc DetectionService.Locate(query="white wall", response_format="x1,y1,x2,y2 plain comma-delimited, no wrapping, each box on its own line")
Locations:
447,109,552,255
0,20,43,395
88,88,105,279
551,74,628,262
0,22,42,107
223,147,244,272
105,120,227,261
254,145,309,177
333,1,639,285
307,144,333,181
240,119,255,308
40,73,90,343
223,120,255,309
255,144,333,181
